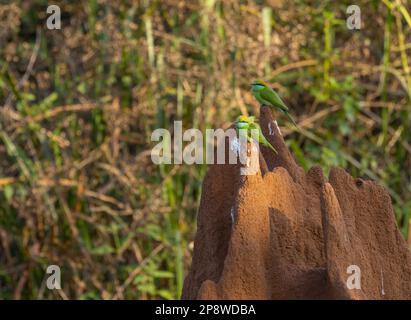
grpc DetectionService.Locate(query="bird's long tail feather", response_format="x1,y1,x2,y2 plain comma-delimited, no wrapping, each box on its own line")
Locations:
285,111,299,129
267,142,278,154
261,136,278,154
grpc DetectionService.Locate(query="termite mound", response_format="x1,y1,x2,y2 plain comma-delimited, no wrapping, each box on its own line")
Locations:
182,106,411,300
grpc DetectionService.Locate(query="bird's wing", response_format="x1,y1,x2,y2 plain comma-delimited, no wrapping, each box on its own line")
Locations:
249,123,278,154
252,123,267,144
248,122,259,132
260,89,289,112
246,123,259,141
257,127,269,145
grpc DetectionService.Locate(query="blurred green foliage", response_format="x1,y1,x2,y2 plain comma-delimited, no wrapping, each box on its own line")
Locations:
0,0,410,299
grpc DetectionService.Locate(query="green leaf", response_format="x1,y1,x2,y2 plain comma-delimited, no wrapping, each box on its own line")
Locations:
4,185,14,203
138,283,156,295
151,270,174,279
90,244,114,255
158,289,174,300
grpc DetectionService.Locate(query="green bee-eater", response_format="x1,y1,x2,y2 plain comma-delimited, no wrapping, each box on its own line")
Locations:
234,115,278,154
251,80,298,127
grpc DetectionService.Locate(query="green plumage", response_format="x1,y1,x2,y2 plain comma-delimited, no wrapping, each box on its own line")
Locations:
234,115,277,154
251,80,298,127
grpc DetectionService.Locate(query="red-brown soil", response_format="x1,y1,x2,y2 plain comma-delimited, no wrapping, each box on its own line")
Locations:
182,107,411,300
